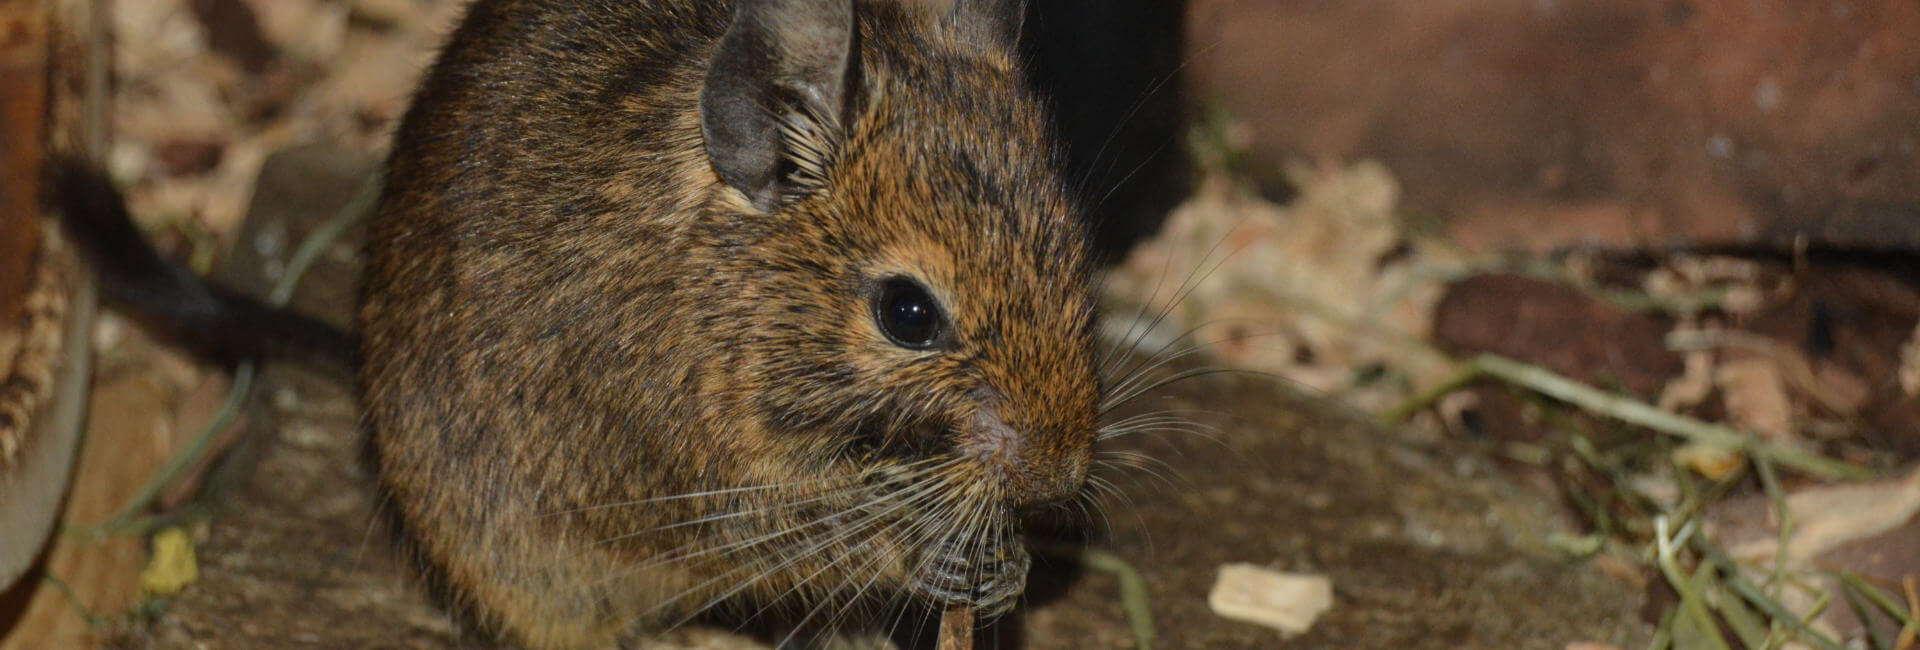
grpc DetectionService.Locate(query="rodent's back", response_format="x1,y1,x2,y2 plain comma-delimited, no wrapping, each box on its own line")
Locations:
365,0,725,368
360,1,1099,646
363,3,732,642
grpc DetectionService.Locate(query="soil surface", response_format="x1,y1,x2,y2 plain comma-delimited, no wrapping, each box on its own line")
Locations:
103,147,1652,649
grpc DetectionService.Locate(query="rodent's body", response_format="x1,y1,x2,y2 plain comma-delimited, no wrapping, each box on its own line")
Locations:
360,0,1098,646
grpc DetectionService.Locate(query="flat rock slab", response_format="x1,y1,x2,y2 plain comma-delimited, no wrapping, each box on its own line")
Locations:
1010,377,1649,649
113,147,1651,649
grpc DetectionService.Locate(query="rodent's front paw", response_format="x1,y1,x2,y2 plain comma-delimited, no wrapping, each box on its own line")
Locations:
908,534,1031,617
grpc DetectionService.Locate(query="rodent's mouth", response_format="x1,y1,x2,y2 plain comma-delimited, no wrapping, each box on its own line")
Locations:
833,405,1082,512
842,449,1032,615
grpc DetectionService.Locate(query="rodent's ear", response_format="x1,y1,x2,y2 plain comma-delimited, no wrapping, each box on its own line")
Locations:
700,0,855,210
922,0,1027,49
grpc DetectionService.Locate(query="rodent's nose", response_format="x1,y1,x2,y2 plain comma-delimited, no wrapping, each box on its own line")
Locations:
961,408,1090,508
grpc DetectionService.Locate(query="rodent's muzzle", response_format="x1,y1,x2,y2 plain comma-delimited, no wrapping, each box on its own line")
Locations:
960,406,1091,508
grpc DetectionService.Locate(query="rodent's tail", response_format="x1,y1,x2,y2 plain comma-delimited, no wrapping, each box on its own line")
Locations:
51,160,358,374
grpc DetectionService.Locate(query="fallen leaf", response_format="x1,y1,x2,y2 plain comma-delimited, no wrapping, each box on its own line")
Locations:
1720,285,1765,315
1625,472,1680,509
1900,323,1920,398
1808,360,1872,415
1658,346,1714,412
1722,463,1920,564
1102,160,1463,412
1715,355,1796,445
140,527,198,596
243,0,349,63
1674,442,1744,480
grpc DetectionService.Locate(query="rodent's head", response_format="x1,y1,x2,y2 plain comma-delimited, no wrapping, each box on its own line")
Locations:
688,0,1097,515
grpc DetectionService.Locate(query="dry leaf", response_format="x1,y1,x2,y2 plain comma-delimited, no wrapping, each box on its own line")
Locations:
1670,328,1869,417
1658,347,1715,412
244,0,349,63
1900,323,1920,398
1674,442,1744,480
1722,464,1920,564
1103,160,1461,410
1673,255,1761,285
1807,361,1871,415
140,527,198,596
310,32,429,126
348,0,421,26
113,0,204,79
1625,472,1680,508
1715,356,1796,445
1720,285,1764,315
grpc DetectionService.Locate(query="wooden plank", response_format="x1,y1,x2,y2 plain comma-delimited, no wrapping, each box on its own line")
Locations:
0,0,46,326
1,350,174,649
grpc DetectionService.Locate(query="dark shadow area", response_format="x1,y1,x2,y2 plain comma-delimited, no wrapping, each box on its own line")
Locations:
0,557,50,636
1023,0,1192,262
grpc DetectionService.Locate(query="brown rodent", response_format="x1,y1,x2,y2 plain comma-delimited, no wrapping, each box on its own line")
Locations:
359,0,1100,647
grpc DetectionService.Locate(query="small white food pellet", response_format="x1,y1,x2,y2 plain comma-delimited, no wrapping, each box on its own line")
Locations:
1207,563,1334,637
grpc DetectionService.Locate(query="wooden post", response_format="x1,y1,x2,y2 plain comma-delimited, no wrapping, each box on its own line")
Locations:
0,0,47,325
938,604,975,650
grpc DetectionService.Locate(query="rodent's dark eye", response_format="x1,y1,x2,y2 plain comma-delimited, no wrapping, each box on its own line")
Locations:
874,278,945,349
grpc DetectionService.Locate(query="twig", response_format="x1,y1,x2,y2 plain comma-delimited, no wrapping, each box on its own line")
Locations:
88,362,255,533
1653,517,1732,650
1376,363,1477,424
1691,535,1846,650
1837,578,1892,650
1901,576,1918,650
41,571,105,628
1753,457,1791,598
1646,606,1676,650
1259,260,1865,482
1833,572,1920,632
1082,548,1156,650
1716,575,1768,650
937,604,974,650
1386,354,1872,480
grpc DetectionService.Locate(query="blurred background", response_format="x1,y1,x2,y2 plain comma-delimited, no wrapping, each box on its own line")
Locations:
2,0,1917,648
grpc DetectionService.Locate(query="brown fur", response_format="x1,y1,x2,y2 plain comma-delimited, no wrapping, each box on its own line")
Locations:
359,0,1098,647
